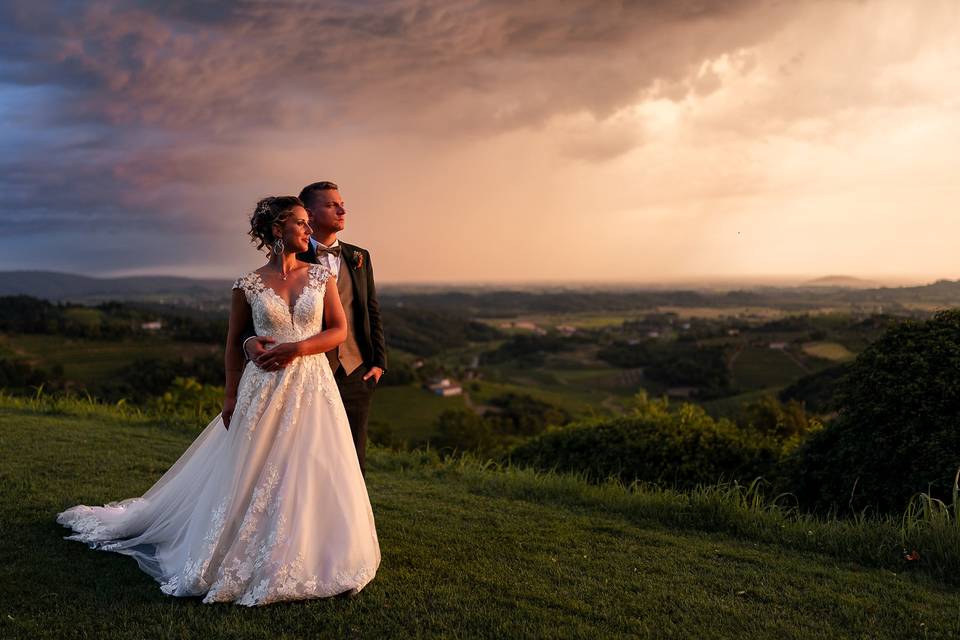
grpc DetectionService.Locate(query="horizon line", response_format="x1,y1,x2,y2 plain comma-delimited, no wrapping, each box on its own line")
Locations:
0,268,951,289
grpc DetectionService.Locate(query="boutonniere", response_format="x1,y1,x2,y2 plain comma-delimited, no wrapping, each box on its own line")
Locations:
352,252,364,270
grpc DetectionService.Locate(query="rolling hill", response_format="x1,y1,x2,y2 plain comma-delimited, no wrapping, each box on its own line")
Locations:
0,271,231,304
2,397,959,638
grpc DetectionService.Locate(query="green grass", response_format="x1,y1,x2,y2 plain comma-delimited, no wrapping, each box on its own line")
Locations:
468,378,604,416
369,372,626,447
3,396,960,638
731,347,808,390
801,342,855,362
368,384,467,444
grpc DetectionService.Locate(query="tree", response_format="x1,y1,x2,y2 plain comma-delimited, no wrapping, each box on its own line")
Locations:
431,410,493,453
786,310,960,513
738,395,820,442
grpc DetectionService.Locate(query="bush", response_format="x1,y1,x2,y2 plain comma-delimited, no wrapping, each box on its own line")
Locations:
97,354,225,402
431,410,494,453
0,357,50,390
737,395,821,446
779,363,850,414
148,377,224,421
509,393,781,488
785,310,960,513
485,393,570,437
378,360,416,386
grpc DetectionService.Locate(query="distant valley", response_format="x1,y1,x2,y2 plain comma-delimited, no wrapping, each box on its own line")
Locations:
4,271,960,314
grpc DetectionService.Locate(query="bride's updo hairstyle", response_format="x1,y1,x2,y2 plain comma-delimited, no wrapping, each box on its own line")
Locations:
248,196,305,253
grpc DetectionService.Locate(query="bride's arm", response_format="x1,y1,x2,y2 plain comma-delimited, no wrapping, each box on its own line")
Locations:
222,288,252,429
254,276,348,369
305,275,349,353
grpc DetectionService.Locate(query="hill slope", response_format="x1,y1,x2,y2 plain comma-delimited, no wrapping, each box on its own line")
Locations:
1,402,958,639
0,270,230,302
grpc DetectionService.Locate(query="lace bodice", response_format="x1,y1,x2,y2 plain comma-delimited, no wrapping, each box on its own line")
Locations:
233,265,331,343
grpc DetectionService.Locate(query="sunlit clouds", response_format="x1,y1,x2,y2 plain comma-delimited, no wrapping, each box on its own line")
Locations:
1,0,958,283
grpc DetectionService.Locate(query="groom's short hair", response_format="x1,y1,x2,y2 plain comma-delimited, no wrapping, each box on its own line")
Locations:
299,181,339,209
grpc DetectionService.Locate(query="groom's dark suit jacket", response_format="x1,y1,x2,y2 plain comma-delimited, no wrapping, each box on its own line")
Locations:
297,241,388,373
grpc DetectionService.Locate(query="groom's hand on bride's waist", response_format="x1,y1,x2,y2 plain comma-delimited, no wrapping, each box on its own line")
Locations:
254,341,302,371
244,336,286,370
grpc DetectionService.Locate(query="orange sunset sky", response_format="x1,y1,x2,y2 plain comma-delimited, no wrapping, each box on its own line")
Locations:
1,0,958,285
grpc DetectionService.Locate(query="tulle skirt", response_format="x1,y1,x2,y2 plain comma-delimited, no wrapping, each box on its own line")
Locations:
57,356,380,606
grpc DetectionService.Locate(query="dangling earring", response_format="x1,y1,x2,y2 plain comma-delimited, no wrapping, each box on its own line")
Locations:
272,237,288,279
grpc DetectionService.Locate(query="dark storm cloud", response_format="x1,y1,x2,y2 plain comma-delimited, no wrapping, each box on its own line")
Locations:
1,0,792,133
0,0,803,255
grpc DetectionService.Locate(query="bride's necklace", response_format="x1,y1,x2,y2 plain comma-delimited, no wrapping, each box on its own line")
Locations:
269,262,305,281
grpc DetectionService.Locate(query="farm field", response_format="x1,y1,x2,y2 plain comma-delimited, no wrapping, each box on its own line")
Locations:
497,312,641,330
368,384,467,445
468,378,619,416
730,346,809,390
0,333,220,385
801,341,855,362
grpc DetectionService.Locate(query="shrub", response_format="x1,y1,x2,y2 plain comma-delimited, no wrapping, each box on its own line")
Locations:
148,377,224,421
377,360,416,386
779,363,850,414
485,393,570,437
0,357,49,390
785,310,960,513
431,409,494,453
737,395,821,446
509,393,781,488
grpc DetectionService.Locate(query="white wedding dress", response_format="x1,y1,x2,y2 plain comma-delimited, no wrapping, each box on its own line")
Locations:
57,264,380,606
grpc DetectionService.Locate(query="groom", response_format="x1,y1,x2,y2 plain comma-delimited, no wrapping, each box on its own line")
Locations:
244,181,387,476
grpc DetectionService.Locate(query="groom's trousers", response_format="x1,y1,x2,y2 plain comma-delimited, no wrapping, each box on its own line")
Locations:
334,365,377,477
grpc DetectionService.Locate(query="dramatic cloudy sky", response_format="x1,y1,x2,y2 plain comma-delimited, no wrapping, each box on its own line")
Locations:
2,0,958,283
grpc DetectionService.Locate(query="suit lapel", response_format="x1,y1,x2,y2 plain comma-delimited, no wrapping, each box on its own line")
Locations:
339,242,364,301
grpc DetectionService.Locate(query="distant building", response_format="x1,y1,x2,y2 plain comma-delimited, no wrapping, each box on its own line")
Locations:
141,321,163,331
425,377,463,397
556,324,577,336
435,386,463,397
499,320,545,334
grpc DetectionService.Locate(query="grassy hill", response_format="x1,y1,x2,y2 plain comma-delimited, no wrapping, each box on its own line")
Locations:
2,397,959,639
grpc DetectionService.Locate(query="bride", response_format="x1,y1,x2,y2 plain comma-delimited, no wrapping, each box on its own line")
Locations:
57,196,381,606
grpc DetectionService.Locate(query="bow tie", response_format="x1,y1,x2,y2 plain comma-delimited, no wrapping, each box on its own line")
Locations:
316,245,342,258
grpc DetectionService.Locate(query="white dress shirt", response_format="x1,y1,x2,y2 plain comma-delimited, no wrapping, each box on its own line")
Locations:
310,237,342,278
